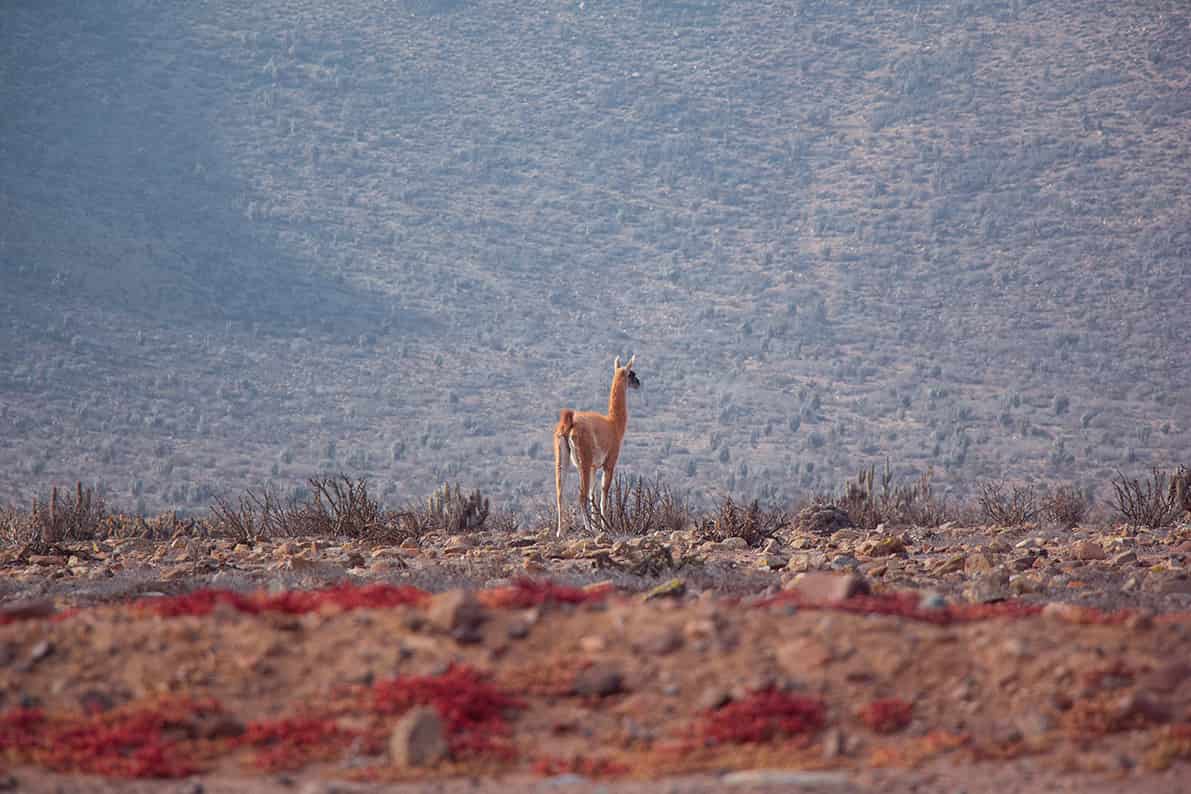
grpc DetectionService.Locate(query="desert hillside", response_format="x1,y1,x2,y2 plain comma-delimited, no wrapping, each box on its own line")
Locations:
2,0,1189,515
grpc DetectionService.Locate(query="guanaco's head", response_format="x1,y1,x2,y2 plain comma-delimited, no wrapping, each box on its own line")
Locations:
614,355,641,390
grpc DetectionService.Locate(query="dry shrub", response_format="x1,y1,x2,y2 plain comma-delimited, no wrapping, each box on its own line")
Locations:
976,480,1040,525
1111,468,1181,529
210,476,421,543
210,486,287,545
1043,483,1090,529
793,498,854,535
3,482,108,550
838,462,948,529
695,496,787,547
593,476,690,536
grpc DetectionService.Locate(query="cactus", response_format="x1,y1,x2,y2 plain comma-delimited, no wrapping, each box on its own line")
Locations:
426,482,489,533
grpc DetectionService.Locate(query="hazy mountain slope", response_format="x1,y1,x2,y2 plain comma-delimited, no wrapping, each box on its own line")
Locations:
2,0,1189,515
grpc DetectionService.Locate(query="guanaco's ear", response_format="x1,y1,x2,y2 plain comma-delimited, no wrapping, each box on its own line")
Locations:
614,356,622,369
625,354,636,369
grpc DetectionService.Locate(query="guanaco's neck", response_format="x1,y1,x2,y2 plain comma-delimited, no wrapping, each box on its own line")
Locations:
607,373,629,433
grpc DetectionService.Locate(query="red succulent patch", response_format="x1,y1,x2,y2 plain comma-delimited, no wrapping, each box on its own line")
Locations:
0,696,226,778
691,688,826,746
136,583,428,618
239,716,356,772
369,664,523,759
479,578,614,609
859,698,913,733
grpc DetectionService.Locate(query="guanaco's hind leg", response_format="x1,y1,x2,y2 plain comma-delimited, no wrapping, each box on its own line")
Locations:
575,450,597,533
599,467,613,526
555,434,569,537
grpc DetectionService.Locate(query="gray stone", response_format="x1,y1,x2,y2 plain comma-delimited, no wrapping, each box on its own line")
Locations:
389,706,448,767
426,589,486,635
786,572,869,603
572,663,624,697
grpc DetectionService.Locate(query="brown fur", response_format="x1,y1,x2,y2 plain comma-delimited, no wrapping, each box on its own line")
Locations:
554,356,638,537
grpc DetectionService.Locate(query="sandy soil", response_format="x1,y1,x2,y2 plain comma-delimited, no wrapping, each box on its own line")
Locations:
2,520,1190,792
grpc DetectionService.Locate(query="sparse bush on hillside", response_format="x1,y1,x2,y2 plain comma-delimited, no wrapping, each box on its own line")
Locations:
22,482,107,546
292,475,392,538
838,461,948,529
210,484,288,546
695,496,786,547
1042,483,1090,529
591,477,690,537
976,480,1040,526
1110,468,1181,529
210,475,419,543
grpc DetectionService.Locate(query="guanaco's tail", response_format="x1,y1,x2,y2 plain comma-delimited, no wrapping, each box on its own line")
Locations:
554,410,574,536
556,409,575,437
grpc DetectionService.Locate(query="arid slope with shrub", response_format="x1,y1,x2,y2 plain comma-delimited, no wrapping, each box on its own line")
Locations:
3,473,1191,790
2,0,1190,514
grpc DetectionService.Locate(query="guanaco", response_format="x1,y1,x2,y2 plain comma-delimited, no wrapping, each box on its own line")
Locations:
554,355,641,537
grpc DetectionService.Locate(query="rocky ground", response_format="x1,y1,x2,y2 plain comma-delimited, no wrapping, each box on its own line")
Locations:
2,518,1191,792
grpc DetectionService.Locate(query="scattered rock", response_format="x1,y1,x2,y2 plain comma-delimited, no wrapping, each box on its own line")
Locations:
1071,540,1106,561
829,554,861,571
29,640,54,663
776,636,833,669
572,663,624,697
965,552,997,574
720,536,749,550
965,570,1010,603
785,572,869,603
1110,550,1138,566
934,555,966,574
786,551,829,573
698,687,732,711
389,706,448,767
861,535,906,557
637,625,684,656
821,727,846,759
425,589,486,640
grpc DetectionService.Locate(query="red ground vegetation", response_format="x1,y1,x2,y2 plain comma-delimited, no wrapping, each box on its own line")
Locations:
690,688,826,747
0,696,225,778
136,583,429,618
369,664,522,759
478,578,614,609
859,699,914,734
